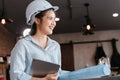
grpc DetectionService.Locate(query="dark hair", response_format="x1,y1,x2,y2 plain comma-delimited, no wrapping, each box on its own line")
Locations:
30,8,54,35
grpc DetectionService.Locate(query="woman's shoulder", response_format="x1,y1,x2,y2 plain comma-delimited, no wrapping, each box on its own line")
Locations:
16,35,32,44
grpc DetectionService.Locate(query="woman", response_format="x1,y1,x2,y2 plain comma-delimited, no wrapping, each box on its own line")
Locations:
10,0,110,80
10,0,60,80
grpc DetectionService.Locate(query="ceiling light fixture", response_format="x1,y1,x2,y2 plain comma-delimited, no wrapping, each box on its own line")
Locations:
55,17,60,21
82,3,95,35
23,28,31,37
112,13,119,17
0,0,13,24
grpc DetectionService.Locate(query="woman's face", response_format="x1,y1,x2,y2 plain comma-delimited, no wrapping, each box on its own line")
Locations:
36,10,56,35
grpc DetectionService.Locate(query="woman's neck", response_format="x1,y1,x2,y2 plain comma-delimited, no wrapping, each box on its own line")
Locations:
32,34,48,48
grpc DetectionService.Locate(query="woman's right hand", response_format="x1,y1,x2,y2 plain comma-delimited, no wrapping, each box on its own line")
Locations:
31,72,59,80
44,72,59,80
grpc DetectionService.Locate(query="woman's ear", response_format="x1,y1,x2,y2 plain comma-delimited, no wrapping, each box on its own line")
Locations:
34,18,40,24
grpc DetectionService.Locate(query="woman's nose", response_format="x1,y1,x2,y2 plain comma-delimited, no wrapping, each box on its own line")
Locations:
51,20,56,26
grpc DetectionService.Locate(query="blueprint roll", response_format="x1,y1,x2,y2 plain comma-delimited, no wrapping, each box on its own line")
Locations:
58,70,71,80
69,64,111,80
58,64,110,80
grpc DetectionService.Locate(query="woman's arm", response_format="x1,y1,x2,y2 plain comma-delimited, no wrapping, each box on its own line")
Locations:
10,40,32,80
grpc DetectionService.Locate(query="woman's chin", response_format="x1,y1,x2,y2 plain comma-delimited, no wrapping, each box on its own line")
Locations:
47,31,53,35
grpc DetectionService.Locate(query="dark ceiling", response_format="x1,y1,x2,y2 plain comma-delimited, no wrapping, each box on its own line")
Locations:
0,0,120,37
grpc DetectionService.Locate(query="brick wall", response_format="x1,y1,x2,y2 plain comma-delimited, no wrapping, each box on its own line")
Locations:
0,25,15,56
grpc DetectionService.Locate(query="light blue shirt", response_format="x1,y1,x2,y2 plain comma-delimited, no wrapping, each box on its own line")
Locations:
10,35,110,80
10,35,61,80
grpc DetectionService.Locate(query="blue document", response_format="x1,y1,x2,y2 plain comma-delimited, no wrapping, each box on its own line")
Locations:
58,64,111,80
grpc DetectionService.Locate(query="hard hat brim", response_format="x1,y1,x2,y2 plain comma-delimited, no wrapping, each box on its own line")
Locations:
52,6,59,11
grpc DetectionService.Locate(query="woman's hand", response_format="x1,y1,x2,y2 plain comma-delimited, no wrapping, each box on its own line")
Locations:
31,72,59,80
45,72,59,80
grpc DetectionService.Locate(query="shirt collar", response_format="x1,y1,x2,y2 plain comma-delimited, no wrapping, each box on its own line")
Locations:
24,35,56,44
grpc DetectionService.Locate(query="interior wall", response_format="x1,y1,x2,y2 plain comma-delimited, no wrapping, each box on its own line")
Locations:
50,30,120,70
0,25,15,77
0,25,15,56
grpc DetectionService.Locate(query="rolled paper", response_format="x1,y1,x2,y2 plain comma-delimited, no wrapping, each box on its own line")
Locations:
58,70,71,80
69,64,110,80
58,64,111,80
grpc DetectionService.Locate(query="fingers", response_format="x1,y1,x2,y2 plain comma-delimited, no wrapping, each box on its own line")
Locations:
46,72,59,80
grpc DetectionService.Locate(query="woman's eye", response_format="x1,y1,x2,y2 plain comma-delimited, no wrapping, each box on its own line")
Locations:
47,16,60,22
47,16,53,20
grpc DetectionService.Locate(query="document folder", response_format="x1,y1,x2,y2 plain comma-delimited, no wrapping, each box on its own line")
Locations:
30,59,60,77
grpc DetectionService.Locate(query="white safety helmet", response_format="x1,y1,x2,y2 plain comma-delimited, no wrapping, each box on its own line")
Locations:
26,0,59,25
